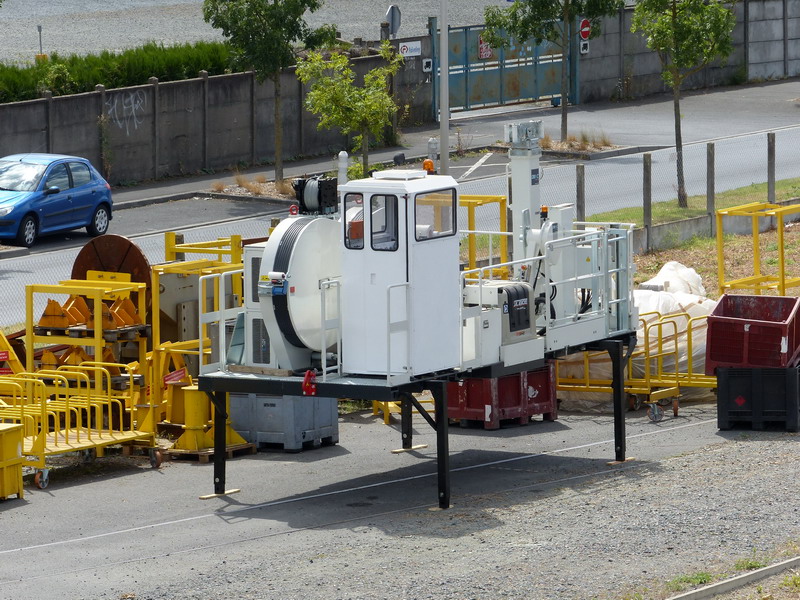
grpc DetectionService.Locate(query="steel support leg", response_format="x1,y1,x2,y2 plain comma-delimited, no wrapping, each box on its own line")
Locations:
431,382,450,509
401,392,413,449
209,390,227,495
595,339,626,462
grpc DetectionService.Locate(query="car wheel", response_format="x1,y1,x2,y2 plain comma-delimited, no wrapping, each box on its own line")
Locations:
86,204,110,237
15,215,38,247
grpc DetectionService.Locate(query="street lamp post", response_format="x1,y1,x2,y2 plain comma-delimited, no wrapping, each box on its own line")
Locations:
439,0,449,174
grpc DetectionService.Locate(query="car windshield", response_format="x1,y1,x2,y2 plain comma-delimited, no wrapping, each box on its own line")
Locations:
0,160,47,192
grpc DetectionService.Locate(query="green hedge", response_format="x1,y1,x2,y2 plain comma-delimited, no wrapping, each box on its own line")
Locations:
0,41,234,103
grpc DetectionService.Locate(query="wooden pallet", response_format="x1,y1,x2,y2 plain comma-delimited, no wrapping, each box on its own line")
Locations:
163,442,257,464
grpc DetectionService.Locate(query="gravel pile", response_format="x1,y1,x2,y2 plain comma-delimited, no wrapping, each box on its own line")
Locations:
99,427,800,600
0,0,510,65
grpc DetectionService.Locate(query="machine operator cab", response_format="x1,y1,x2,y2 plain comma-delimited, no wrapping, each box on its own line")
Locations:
339,170,461,381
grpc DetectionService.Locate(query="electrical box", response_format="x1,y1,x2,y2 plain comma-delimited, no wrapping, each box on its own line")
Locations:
503,121,544,145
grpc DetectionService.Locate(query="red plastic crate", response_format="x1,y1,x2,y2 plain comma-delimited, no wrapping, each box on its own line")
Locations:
447,362,557,430
705,295,800,375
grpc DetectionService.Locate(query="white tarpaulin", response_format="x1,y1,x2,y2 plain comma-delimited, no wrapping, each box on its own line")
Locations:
557,262,718,412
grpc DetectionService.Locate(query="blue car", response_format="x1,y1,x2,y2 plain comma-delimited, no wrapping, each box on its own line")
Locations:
0,153,113,247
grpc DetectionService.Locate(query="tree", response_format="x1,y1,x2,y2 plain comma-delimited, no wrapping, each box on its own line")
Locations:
296,41,403,177
483,0,622,141
632,0,735,207
202,0,335,182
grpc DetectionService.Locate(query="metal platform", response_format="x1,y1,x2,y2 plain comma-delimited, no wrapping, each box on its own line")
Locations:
199,335,634,510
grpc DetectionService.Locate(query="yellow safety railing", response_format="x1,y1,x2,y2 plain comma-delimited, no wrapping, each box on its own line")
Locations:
164,232,246,302
556,310,716,416
460,194,510,278
716,201,800,296
0,364,156,471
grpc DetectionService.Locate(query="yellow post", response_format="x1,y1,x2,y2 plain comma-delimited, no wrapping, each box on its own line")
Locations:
467,204,476,269
164,231,178,262
777,213,786,296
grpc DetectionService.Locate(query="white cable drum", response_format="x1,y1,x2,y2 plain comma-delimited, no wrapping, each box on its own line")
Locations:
303,178,320,212
259,216,340,351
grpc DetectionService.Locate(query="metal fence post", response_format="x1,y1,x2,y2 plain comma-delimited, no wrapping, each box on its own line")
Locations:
707,142,715,236
201,70,209,172
768,131,776,204
149,77,159,180
576,163,585,227
643,152,651,252
44,91,53,153
251,71,258,165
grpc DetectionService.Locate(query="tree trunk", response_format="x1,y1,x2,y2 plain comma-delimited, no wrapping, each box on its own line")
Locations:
670,0,686,208
361,127,370,177
273,73,283,182
560,1,571,141
673,79,687,208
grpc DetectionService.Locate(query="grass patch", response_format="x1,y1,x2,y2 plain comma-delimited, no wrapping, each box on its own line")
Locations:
459,232,509,263
338,399,372,415
589,177,800,227
665,572,714,592
734,550,768,571
781,572,800,591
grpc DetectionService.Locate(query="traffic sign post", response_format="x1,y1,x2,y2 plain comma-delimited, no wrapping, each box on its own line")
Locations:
579,18,591,40
386,5,401,38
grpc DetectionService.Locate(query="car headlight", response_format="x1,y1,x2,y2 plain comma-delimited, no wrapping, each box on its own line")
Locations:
0,206,13,217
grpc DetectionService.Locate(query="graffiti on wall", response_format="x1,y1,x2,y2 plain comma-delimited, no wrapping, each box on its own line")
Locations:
105,90,147,136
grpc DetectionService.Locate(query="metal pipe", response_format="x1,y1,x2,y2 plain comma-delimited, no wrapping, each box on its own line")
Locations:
439,0,449,174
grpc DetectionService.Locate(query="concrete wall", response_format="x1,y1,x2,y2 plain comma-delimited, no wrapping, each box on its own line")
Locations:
0,2,793,185
0,54,410,185
745,0,800,80
580,4,747,103
631,198,800,256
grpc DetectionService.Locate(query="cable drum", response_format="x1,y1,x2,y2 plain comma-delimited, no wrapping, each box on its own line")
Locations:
259,216,341,352
302,178,320,213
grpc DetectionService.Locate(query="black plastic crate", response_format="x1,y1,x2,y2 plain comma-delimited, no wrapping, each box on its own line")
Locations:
716,367,800,432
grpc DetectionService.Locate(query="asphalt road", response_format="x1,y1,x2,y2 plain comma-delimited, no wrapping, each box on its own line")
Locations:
1,402,723,599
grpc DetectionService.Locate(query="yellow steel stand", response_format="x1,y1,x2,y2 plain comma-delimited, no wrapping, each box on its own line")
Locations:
170,386,216,451
716,202,800,296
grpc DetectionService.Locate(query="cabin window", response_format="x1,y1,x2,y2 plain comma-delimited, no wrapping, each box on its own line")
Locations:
415,188,456,241
343,193,364,249
370,194,399,251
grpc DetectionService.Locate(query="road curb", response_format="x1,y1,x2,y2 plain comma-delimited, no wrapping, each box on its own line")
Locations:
667,555,800,600
114,191,295,211
0,246,29,259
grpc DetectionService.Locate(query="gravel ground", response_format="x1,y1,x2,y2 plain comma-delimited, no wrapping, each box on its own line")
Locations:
0,0,510,65
78,421,797,600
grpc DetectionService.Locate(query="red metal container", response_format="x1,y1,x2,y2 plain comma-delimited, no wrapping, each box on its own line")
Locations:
705,294,800,375
447,362,557,429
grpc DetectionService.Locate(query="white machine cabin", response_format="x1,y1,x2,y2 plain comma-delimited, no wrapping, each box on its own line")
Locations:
338,170,461,377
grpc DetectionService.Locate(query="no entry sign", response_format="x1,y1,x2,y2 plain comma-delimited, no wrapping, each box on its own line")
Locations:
579,18,591,40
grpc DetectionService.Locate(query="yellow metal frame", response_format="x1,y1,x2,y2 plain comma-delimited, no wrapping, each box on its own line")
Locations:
556,310,717,411
164,232,245,301
26,279,149,388
151,259,243,348
460,194,510,278
716,201,800,296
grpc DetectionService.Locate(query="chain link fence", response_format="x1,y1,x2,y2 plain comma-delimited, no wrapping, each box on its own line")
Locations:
4,128,800,328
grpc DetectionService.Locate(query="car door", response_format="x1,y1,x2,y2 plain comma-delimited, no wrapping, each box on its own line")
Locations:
36,162,72,231
66,161,96,226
